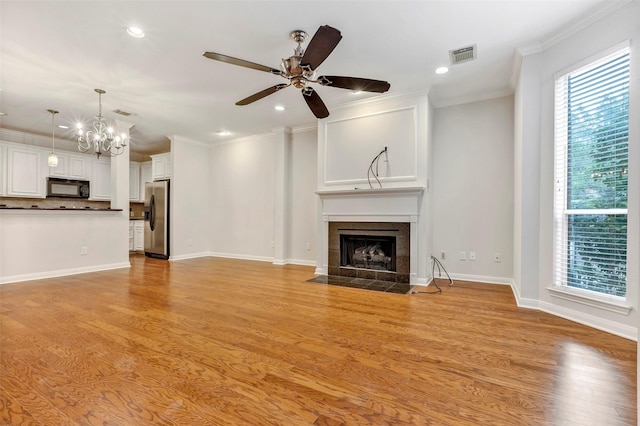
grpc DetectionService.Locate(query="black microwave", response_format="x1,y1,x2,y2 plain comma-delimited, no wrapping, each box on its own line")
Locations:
46,177,90,198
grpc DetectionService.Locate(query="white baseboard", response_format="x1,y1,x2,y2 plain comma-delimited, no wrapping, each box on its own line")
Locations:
0,262,131,285
207,252,273,263
509,281,540,310
538,300,637,341
169,252,210,262
447,273,514,286
285,259,317,267
510,281,635,340
206,253,316,267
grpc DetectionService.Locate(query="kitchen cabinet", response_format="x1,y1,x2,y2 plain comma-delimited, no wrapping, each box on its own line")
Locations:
129,162,140,201
49,153,89,179
151,153,171,180
134,220,144,251
90,158,111,200
128,221,134,251
140,161,152,201
0,144,6,196
6,145,46,198
129,220,144,252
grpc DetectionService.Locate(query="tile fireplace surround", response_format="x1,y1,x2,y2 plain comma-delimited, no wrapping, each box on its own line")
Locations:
316,187,424,285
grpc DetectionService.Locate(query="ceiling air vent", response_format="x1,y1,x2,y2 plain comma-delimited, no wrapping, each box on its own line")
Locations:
449,45,476,65
113,109,136,117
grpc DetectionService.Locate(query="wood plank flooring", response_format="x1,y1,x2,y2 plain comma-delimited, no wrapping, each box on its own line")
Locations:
1,255,636,425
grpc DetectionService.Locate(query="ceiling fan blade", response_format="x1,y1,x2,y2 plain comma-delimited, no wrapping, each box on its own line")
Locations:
203,51,282,75
300,25,342,71
302,87,329,119
236,84,290,106
318,76,390,93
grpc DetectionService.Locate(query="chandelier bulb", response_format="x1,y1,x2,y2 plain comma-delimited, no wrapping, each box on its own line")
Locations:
76,88,129,158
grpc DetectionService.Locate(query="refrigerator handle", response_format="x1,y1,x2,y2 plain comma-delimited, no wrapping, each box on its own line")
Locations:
149,194,156,231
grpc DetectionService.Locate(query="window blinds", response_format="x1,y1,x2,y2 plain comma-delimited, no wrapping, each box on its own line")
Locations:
553,47,629,297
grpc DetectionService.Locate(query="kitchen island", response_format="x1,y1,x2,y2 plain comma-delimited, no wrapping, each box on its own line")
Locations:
0,200,130,284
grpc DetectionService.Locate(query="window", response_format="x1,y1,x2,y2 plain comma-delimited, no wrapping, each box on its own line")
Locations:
553,44,629,298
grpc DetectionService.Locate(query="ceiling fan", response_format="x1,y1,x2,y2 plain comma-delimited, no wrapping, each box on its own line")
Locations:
202,25,390,119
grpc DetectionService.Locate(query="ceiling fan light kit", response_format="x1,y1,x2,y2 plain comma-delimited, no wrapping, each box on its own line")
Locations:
203,25,390,119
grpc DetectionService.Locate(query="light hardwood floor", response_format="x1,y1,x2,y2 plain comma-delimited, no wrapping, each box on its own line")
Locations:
1,255,636,425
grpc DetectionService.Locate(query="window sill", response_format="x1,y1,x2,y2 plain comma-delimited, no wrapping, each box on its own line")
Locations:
547,286,633,315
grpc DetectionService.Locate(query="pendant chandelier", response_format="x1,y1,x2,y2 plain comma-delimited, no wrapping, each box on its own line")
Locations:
47,109,59,167
76,89,128,158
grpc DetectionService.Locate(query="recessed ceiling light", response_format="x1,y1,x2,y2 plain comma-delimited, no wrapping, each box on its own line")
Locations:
352,90,362,95
274,105,285,111
435,66,449,75
216,130,230,136
57,124,69,129
0,112,7,116
127,26,145,38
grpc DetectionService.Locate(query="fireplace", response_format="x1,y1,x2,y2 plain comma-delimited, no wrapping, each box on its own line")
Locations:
329,222,410,283
340,234,396,271
316,186,424,285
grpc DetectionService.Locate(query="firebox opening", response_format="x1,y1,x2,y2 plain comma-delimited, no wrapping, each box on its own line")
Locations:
340,235,396,272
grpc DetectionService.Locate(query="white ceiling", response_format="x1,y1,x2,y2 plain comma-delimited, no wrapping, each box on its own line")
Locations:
0,0,625,161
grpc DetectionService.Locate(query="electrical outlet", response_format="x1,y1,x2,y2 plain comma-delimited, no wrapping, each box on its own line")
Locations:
441,251,446,260
494,253,502,263
459,251,466,261
469,251,476,261
187,239,193,246
305,242,311,251
80,246,88,255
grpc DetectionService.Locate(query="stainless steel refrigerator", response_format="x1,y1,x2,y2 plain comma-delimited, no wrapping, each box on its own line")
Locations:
144,180,170,259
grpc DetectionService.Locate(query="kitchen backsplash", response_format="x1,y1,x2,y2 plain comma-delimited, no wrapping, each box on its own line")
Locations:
130,202,144,218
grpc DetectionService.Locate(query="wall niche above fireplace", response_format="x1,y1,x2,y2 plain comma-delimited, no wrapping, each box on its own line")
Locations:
329,222,410,283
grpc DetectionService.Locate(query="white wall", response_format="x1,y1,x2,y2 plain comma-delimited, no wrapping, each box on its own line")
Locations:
209,133,276,261
515,0,639,339
288,128,317,265
513,52,543,304
432,96,514,283
170,135,211,260
207,128,318,265
0,211,129,283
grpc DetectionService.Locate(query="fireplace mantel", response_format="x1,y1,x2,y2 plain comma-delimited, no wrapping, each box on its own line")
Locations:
316,186,424,219
316,186,424,198
316,186,425,283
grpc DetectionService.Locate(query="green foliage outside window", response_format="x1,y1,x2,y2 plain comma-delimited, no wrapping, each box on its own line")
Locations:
563,55,628,297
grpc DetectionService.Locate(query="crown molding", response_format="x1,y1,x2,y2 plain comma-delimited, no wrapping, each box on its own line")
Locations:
540,0,633,51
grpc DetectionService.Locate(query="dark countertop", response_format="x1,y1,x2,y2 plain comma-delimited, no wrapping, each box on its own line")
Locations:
130,216,145,220
0,206,123,211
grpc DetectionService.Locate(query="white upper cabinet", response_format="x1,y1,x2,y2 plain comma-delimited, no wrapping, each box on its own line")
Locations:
129,162,140,201
140,161,152,202
49,153,89,180
6,145,46,198
151,153,171,180
0,141,148,202
0,144,6,196
90,158,111,200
